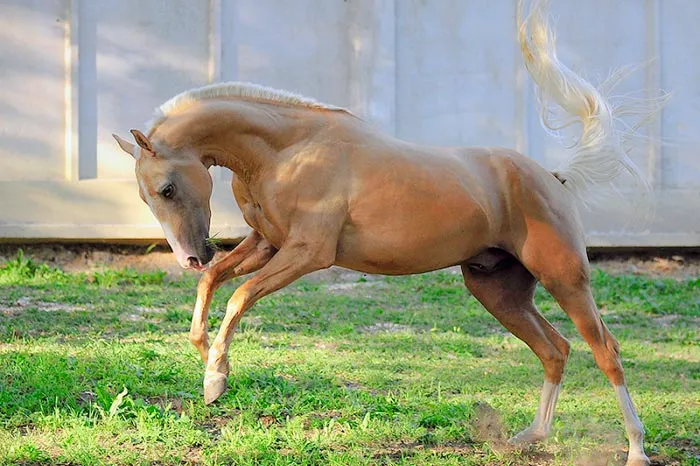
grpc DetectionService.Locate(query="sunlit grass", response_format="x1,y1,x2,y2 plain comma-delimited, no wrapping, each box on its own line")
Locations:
0,252,697,465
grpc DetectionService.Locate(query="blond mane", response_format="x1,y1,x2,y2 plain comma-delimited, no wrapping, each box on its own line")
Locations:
146,81,350,131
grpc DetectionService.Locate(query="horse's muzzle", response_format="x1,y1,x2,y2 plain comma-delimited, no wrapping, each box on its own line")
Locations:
186,244,215,271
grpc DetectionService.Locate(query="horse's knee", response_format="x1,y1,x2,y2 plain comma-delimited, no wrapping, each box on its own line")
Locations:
597,356,624,385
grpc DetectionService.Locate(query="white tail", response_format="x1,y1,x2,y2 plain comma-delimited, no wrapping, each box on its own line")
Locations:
517,0,669,212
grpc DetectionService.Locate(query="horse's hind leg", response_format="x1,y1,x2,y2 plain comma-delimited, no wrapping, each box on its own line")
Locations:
461,250,571,444
518,228,649,466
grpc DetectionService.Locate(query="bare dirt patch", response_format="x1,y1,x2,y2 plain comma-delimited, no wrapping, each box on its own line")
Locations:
1,244,698,282
573,450,676,466
200,414,236,439
134,306,167,314
372,437,555,466
183,447,203,465
372,440,478,462
358,322,412,334
0,243,193,277
467,403,675,466
667,438,700,461
146,395,185,414
0,297,85,316
588,250,700,279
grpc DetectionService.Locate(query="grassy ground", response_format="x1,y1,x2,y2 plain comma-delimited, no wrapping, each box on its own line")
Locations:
0,251,698,465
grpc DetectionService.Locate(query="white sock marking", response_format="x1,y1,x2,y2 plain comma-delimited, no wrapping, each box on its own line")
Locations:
531,381,561,434
615,384,648,461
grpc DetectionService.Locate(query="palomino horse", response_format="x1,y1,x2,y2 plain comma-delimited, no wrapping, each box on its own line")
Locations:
113,2,661,465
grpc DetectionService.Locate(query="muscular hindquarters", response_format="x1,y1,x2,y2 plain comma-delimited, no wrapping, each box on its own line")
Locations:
495,155,628,387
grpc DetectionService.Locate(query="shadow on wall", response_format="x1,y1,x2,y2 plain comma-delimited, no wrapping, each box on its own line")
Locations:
0,1,234,237
1,1,699,242
0,1,361,239
0,2,67,182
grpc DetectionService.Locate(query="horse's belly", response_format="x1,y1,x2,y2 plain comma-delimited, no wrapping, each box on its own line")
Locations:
334,204,491,275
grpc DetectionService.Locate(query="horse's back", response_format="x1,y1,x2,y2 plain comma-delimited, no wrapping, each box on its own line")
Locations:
332,121,561,273
317,116,581,274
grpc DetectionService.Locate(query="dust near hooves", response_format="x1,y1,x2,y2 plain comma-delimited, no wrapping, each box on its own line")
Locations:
470,401,554,464
469,402,668,466
471,401,509,448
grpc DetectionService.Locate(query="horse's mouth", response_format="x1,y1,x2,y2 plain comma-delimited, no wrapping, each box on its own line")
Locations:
184,242,215,271
186,256,211,271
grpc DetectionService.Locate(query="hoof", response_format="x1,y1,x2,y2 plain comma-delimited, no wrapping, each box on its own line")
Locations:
203,370,228,405
508,426,548,446
625,455,650,466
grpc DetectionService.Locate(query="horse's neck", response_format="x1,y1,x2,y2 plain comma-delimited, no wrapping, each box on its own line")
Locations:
158,100,326,180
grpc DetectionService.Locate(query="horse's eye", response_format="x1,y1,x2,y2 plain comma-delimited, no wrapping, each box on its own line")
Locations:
161,184,175,199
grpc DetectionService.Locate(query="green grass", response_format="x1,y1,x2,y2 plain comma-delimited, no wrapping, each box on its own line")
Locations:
0,252,698,465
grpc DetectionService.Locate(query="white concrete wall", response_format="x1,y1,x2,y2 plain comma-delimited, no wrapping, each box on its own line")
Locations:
0,0,698,246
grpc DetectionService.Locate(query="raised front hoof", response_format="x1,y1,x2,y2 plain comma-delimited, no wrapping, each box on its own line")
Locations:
625,455,650,466
507,426,549,446
203,371,228,405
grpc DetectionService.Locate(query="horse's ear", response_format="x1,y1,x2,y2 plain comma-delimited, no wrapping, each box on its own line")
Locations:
130,129,155,154
112,133,137,158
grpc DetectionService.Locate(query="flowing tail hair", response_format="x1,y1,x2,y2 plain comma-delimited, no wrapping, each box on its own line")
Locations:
517,0,670,215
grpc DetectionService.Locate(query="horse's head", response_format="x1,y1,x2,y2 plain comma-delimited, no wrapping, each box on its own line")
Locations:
113,129,215,270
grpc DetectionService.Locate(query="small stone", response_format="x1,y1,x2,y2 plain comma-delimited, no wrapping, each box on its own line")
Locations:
16,297,31,307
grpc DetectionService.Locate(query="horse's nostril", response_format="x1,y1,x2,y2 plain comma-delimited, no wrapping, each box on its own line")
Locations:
203,244,215,263
187,256,200,268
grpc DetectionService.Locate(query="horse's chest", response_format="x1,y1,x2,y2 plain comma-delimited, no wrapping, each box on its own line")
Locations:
234,184,287,248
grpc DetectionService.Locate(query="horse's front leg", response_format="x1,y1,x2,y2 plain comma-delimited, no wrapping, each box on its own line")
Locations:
190,231,276,365
203,239,335,404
